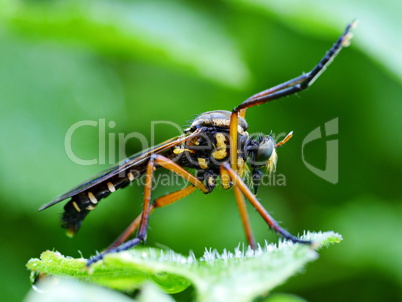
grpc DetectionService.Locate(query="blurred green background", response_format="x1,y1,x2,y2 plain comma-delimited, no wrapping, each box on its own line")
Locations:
0,0,401,301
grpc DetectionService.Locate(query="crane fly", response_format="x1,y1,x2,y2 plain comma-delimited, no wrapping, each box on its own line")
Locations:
40,22,356,266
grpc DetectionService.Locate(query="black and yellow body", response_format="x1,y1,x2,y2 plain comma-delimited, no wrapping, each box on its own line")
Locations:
50,110,277,236
39,22,356,266
179,110,277,191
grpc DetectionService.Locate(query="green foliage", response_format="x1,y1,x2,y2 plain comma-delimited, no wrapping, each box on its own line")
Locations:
0,0,250,88
0,0,400,301
26,232,341,301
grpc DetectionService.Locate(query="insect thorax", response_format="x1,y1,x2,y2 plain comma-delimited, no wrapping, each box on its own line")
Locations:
174,110,251,182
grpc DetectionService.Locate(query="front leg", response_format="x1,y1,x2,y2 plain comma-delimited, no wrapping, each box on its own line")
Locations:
222,162,311,245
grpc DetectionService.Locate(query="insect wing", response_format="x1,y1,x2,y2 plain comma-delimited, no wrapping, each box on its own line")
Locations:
39,131,199,211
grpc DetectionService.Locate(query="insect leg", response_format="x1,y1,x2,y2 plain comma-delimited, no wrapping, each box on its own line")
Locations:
87,155,209,265
105,185,197,251
222,162,311,245
105,210,145,252
234,21,356,118
153,155,209,193
232,180,257,249
229,112,239,172
86,155,157,266
229,23,356,172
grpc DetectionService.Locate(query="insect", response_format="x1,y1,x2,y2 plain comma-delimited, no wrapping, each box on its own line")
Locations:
40,22,355,266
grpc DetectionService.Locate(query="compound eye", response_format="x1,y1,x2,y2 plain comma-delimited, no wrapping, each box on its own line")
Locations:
255,137,275,165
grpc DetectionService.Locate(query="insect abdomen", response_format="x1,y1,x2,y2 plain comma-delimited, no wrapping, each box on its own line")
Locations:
61,173,136,236
62,188,111,237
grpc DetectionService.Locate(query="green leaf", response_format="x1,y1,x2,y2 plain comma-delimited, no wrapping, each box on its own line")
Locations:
27,231,342,301
27,250,191,294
